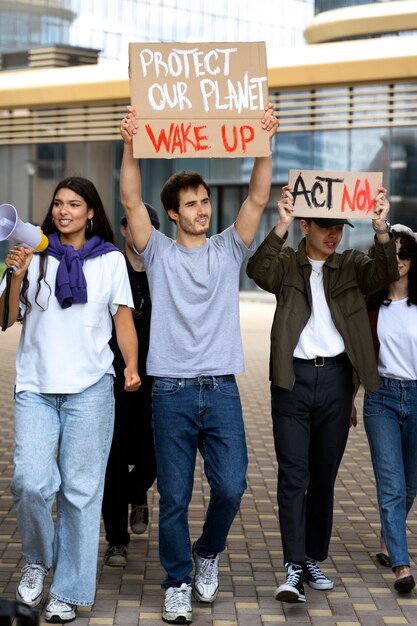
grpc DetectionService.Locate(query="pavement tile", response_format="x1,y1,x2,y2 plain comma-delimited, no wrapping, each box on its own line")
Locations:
1,300,417,624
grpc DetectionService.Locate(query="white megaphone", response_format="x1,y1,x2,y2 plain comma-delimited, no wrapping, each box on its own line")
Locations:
0,203,48,252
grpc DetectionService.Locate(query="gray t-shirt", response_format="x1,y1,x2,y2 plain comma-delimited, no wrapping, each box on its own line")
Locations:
140,224,255,377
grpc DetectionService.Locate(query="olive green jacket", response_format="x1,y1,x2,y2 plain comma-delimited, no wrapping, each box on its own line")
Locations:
246,230,399,392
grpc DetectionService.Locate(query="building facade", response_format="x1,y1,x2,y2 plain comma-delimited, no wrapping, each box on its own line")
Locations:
1,0,417,286
0,0,313,269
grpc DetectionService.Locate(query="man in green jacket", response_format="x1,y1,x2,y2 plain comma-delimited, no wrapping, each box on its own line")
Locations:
246,184,398,604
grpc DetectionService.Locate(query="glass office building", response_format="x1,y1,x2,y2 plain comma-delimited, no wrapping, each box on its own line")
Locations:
315,0,389,13
0,0,314,60
0,0,314,264
1,0,417,282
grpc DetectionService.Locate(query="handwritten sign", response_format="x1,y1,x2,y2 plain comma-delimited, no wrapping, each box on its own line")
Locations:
288,170,383,219
129,42,270,159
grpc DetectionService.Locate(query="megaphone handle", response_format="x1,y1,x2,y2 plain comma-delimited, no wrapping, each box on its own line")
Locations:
1,267,13,331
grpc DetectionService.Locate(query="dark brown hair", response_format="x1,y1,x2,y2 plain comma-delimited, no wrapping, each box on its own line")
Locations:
160,171,210,222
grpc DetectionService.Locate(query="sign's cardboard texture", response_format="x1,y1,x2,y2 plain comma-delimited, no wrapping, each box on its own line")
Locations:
288,170,383,219
129,42,270,159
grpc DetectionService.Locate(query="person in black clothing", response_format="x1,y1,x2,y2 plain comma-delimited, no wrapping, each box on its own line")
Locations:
101,205,159,566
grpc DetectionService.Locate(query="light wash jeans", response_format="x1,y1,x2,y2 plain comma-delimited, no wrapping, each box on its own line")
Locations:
364,377,417,570
11,374,115,605
152,375,248,589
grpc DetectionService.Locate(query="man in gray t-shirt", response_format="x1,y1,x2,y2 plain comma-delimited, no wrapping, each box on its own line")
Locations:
119,104,278,625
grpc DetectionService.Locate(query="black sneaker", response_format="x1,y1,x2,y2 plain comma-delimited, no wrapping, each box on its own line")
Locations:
274,563,306,603
130,503,149,534
303,557,334,590
103,544,127,567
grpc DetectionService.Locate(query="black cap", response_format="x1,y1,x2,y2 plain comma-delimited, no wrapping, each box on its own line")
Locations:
120,203,160,230
311,218,354,229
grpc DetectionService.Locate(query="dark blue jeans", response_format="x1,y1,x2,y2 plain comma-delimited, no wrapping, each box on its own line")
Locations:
152,375,248,589
364,377,417,569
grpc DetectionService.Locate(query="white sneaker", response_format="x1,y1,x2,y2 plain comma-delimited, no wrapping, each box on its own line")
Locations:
45,598,77,623
162,583,192,624
192,547,219,603
16,563,48,607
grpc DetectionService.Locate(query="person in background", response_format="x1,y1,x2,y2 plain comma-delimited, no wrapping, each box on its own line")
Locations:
246,184,398,604
0,177,140,623
102,207,159,567
363,223,417,594
119,103,278,624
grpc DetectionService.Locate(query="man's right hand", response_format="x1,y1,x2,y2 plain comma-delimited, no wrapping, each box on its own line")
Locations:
120,106,138,143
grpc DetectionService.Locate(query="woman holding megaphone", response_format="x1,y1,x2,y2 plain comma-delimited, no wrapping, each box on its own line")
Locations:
0,177,141,623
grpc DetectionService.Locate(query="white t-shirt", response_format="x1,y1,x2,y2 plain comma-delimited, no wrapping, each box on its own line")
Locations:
140,224,255,377
377,297,417,380
12,251,133,394
294,258,346,359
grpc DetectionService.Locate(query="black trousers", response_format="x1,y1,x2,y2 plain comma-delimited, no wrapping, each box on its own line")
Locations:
102,383,157,545
271,356,353,564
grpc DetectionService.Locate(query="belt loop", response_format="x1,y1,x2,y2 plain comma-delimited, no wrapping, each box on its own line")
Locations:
314,356,325,367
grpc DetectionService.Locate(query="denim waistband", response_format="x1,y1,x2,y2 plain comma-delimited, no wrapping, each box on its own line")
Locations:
293,353,349,367
379,376,417,388
155,374,235,386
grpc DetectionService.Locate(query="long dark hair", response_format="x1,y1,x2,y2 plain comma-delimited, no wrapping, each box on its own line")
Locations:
367,229,417,309
21,177,116,312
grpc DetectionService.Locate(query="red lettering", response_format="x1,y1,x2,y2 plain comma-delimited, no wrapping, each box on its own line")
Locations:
221,124,255,153
240,125,255,152
171,125,184,154
341,178,375,214
145,123,175,152
145,122,210,154
357,179,374,213
194,126,210,151
221,125,238,153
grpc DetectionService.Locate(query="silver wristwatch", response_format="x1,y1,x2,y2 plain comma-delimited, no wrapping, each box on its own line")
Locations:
372,220,391,234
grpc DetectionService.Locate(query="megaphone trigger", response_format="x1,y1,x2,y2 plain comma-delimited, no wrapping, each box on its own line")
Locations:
0,203,48,251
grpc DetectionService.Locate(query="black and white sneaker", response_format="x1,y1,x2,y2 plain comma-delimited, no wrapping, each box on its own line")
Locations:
274,563,306,603
303,557,334,590
130,503,149,535
103,544,127,567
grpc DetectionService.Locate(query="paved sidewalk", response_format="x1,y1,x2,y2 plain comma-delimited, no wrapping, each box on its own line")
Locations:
0,299,416,625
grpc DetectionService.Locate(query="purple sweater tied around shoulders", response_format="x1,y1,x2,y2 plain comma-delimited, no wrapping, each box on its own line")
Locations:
46,232,118,309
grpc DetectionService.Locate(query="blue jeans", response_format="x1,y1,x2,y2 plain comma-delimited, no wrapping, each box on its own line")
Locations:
364,377,417,569
11,374,115,605
152,375,248,589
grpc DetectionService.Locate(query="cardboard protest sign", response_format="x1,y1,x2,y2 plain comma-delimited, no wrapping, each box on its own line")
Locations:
128,42,269,159
288,170,383,219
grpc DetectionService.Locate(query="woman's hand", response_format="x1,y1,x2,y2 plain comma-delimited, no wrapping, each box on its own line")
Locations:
5,246,33,278
123,367,141,392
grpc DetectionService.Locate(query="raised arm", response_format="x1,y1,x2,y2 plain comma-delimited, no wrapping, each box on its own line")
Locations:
246,185,294,293
120,106,153,253
235,103,279,247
